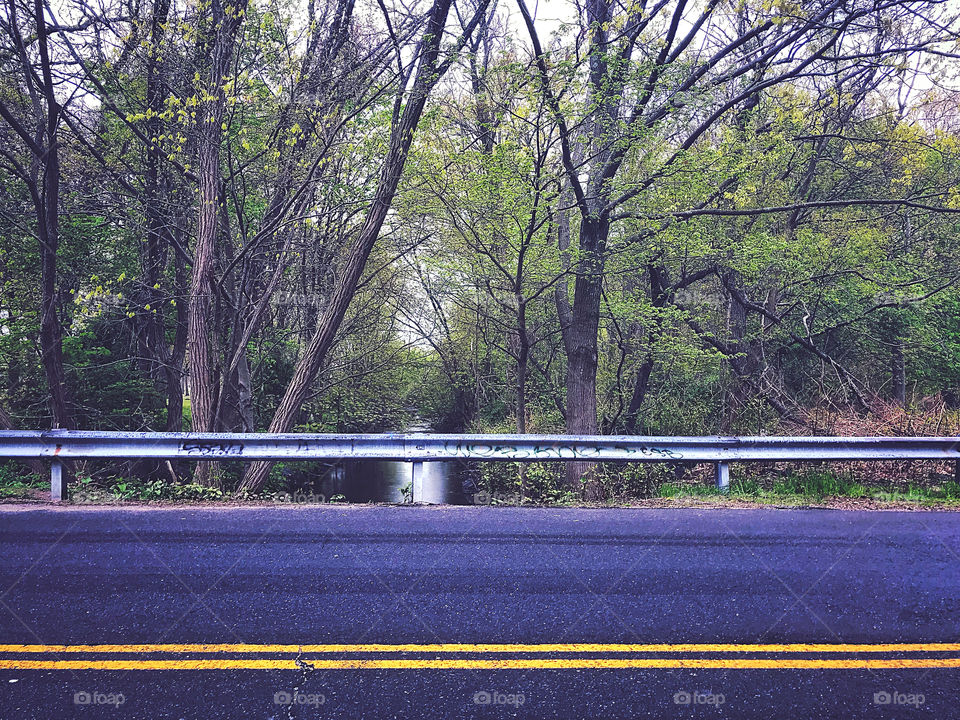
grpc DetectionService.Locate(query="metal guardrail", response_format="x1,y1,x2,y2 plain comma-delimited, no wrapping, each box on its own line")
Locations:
1,430,958,502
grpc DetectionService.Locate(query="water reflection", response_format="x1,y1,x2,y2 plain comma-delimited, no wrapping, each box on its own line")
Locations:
318,458,473,504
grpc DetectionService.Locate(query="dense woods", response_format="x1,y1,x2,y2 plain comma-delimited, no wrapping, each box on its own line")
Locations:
2,0,960,498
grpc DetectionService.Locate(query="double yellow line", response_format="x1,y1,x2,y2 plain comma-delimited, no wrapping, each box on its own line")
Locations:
1,643,959,670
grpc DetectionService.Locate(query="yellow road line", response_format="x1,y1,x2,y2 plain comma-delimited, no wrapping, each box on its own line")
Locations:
1,658,960,670
2,642,960,654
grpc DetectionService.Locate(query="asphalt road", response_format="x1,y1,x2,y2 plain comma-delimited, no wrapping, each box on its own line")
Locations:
0,505,958,719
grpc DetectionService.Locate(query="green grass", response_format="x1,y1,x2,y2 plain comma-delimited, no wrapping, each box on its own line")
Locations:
871,483,960,503
0,465,45,499
0,481,39,499
657,469,960,506
659,482,725,498
770,470,869,498
70,476,228,503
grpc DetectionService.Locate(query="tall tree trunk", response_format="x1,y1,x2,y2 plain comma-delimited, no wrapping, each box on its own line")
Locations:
624,357,654,435
624,264,668,434
0,0,77,489
516,323,529,434
34,0,73,433
563,218,606,498
516,298,529,499
521,0,615,498
722,270,749,433
140,0,188,439
143,0,180,426
188,0,248,485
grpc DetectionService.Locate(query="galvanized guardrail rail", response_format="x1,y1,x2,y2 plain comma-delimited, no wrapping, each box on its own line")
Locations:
1,430,958,502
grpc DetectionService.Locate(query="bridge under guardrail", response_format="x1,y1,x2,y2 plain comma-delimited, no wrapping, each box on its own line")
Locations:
1,431,958,502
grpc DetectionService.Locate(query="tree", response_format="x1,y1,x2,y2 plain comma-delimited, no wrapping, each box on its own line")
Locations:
516,0,960,495
237,0,494,493
0,0,76,432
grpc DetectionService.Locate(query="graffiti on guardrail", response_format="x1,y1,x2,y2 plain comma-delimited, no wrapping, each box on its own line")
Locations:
440,442,683,460
636,446,685,459
180,441,245,456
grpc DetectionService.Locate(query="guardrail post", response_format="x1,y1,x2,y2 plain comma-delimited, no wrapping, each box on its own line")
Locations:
411,461,424,503
716,461,730,493
51,459,62,503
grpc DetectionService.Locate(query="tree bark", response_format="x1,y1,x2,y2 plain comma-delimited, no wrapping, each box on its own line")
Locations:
188,0,249,485
563,218,606,497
